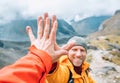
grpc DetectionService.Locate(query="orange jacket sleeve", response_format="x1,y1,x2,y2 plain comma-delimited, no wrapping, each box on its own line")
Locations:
0,45,52,83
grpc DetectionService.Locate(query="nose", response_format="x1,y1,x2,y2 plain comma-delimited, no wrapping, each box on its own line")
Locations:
76,50,82,57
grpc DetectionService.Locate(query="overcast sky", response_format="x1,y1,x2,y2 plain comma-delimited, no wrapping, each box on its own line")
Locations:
0,0,120,24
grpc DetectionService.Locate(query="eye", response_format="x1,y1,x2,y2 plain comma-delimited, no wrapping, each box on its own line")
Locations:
72,49,77,52
80,49,85,52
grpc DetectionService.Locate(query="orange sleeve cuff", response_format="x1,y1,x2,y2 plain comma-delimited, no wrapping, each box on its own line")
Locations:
29,45,52,73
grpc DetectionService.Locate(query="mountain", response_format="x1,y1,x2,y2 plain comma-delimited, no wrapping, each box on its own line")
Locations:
87,10,120,50
89,11,120,38
0,19,37,42
56,19,79,44
71,16,110,36
0,18,78,48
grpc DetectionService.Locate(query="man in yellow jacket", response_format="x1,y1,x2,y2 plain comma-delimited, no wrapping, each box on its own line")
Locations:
46,36,96,83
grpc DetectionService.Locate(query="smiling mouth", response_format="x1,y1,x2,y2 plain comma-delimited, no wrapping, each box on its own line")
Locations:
74,57,82,59
74,58,83,61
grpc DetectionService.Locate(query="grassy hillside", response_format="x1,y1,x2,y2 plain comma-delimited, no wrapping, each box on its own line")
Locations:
89,35,120,50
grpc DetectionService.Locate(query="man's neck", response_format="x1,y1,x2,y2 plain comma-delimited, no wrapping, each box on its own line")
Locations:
74,66,82,75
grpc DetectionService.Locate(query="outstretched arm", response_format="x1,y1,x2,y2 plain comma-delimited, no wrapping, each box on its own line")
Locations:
0,13,73,83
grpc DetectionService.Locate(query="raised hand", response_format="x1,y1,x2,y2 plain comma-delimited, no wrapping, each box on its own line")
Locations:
26,13,74,63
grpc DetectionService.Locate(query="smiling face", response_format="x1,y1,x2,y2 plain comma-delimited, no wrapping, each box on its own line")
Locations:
68,45,87,67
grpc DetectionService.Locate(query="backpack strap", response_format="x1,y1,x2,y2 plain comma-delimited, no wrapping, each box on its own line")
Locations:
85,67,92,76
68,70,74,83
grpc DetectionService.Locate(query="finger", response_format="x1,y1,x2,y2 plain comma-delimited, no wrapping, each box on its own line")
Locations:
62,41,75,51
52,15,56,27
43,17,50,39
50,20,58,42
37,16,43,39
26,26,36,44
44,13,48,27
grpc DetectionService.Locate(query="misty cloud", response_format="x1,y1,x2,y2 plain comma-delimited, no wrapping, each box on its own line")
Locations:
0,0,120,24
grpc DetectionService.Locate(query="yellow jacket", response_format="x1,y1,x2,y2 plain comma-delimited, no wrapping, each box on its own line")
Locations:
46,55,95,83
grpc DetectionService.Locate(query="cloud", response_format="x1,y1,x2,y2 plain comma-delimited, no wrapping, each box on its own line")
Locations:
0,0,27,24
0,0,120,24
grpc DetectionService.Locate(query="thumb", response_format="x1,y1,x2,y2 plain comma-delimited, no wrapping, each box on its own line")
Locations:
52,50,68,63
62,41,75,51
56,50,68,57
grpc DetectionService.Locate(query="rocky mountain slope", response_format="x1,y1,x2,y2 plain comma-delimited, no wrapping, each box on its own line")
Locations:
85,10,120,83
87,11,120,52
88,12,120,38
